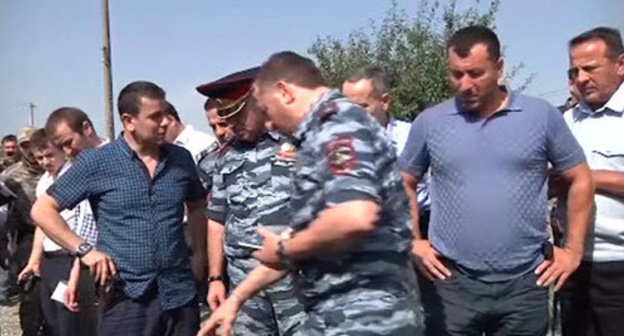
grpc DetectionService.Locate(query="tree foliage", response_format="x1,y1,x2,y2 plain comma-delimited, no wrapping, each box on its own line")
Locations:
308,0,534,120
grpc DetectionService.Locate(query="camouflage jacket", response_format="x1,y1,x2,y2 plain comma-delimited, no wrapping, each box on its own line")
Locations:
1,159,44,238
290,90,415,307
207,131,296,260
197,141,222,191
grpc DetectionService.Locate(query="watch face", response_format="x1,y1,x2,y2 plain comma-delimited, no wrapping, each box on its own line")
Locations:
78,243,92,256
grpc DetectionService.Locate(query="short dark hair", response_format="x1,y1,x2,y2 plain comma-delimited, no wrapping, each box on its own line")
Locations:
569,27,624,60
45,107,93,135
117,81,166,117
29,129,54,152
345,66,389,98
256,51,327,91
447,25,501,61
203,98,218,112
164,101,181,123
2,134,17,144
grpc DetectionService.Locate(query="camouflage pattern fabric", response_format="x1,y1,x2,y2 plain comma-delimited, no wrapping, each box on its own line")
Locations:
207,131,304,336
196,141,221,191
1,159,43,243
289,90,424,335
228,258,303,336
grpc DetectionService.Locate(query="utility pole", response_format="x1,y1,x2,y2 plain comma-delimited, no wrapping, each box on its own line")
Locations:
28,103,36,126
101,0,114,139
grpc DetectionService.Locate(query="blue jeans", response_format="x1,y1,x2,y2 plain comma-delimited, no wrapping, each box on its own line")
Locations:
422,261,548,336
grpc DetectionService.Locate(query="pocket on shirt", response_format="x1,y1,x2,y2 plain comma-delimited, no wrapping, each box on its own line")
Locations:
593,147,624,171
271,161,294,191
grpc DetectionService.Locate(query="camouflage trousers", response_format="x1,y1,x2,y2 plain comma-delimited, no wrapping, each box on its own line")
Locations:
303,287,424,336
227,257,305,336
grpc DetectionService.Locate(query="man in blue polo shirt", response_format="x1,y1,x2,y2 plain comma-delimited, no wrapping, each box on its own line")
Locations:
31,81,207,336
399,26,594,335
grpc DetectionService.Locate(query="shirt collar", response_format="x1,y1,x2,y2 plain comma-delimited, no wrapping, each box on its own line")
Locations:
117,133,170,160
449,86,523,116
267,130,281,142
576,81,624,115
292,89,342,143
386,117,398,134
173,125,192,146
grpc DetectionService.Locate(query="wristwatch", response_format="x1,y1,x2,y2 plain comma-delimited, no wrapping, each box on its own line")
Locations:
208,275,223,283
75,242,93,258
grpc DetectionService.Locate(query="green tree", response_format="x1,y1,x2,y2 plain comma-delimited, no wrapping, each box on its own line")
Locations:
308,0,534,120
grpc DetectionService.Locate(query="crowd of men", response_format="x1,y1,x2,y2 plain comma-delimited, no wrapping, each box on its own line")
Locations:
0,24,621,336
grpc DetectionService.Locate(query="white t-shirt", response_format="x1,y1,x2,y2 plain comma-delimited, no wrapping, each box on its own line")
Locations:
174,125,216,164
35,162,75,252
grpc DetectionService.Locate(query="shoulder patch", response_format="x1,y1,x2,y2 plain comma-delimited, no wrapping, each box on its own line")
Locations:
325,136,356,175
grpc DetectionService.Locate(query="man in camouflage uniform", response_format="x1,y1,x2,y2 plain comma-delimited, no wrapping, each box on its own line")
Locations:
200,53,423,336
196,97,234,191
1,126,45,335
197,67,304,335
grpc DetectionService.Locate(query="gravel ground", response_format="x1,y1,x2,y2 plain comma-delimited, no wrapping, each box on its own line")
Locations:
0,301,210,336
0,303,20,336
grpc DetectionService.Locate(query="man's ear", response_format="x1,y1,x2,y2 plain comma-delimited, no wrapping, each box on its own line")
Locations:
277,81,295,105
380,92,391,112
495,57,504,80
616,53,624,78
120,114,134,132
82,121,93,137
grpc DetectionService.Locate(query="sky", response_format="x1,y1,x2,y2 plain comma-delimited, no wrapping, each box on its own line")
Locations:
1,0,622,138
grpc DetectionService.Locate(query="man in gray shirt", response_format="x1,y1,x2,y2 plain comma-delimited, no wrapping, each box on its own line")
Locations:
399,26,594,335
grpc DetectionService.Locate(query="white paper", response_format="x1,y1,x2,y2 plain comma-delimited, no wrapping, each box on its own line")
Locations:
50,281,67,304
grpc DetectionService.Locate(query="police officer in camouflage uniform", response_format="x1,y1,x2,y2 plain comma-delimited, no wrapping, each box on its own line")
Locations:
200,53,424,336
196,97,235,191
197,67,304,336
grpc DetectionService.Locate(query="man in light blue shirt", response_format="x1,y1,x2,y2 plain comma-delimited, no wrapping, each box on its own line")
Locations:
555,26,624,336
399,26,594,335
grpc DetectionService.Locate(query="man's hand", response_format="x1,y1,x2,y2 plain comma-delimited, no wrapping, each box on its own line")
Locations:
412,239,451,281
535,246,582,291
18,261,40,281
252,227,282,269
64,274,80,312
80,248,117,286
197,294,243,336
207,280,226,311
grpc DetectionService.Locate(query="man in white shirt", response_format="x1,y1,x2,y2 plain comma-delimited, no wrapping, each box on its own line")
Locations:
163,101,216,163
555,26,624,336
342,66,430,237
18,128,97,336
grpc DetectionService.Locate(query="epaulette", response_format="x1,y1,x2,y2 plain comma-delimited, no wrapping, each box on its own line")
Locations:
317,101,339,123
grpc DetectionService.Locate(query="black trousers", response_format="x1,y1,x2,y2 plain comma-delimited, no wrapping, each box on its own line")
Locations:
97,286,199,336
560,260,624,336
40,252,97,336
16,234,45,336
19,278,45,336
421,261,548,336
